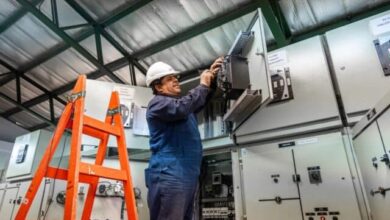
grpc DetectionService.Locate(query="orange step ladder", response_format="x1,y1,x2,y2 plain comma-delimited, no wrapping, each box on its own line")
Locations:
15,75,138,220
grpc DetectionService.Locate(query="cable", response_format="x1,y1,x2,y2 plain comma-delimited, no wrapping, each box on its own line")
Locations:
33,101,69,219
120,197,125,220
42,132,68,219
35,126,60,219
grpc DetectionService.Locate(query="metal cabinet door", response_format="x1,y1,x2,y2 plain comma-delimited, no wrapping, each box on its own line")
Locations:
294,133,361,220
0,184,19,220
372,108,390,219
44,180,88,220
0,184,6,216
325,16,390,123
377,108,390,154
241,145,301,220
354,122,388,220
13,180,51,220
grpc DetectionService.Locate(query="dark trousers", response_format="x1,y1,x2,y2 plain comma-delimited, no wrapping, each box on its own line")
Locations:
146,170,198,220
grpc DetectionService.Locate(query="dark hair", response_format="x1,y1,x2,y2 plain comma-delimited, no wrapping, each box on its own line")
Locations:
150,79,161,95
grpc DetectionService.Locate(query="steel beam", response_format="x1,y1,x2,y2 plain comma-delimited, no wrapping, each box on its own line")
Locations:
133,1,260,59
0,58,16,71
257,0,289,47
49,96,55,122
61,23,90,30
2,93,53,117
0,0,150,86
51,0,59,26
65,0,147,73
1,57,129,118
95,29,103,63
21,75,67,105
279,2,390,49
0,59,66,105
129,64,137,86
17,0,125,84
0,92,55,126
102,0,153,27
16,76,21,103
268,0,292,39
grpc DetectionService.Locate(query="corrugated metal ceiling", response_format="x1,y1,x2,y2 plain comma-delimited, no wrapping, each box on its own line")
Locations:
0,0,389,131
0,1,20,24
279,0,390,34
107,0,252,54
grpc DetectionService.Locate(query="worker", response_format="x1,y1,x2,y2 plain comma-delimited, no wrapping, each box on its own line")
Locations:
144,57,223,220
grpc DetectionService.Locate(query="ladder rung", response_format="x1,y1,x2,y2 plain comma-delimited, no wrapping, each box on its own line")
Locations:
45,166,94,184
83,126,106,140
83,115,121,136
79,162,127,181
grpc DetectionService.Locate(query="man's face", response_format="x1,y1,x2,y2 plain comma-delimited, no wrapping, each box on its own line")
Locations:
156,74,181,96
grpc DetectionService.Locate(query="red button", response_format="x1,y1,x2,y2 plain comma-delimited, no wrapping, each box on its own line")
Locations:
320,217,326,220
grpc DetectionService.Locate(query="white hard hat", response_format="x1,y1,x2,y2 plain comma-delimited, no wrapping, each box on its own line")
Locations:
146,62,180,87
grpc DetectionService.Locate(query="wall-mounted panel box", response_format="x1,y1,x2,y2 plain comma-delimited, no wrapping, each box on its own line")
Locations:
83,79,153,150
5,130,69,182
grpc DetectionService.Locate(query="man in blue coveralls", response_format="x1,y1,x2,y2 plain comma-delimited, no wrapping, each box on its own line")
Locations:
145,57,223,220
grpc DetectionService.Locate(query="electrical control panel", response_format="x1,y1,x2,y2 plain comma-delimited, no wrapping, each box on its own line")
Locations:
15,144,29,164
325,14,390,124
240,132,361,220
374,38,390,76
84,79,153,149
216,9,273,128
6,130,69,181
353,90,390,220
220,55,251,99
201,152,235,220
269,67,294,104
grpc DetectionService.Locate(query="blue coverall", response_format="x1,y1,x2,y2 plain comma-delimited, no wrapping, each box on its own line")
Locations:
145,84,211,220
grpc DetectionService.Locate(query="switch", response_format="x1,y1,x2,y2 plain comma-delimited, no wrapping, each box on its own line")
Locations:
274,196,282,204
380,154,389,165
292,174,301,183
308,166,322,184
378,187,386,196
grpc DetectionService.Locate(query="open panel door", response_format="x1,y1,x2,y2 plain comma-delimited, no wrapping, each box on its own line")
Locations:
221,9,273,131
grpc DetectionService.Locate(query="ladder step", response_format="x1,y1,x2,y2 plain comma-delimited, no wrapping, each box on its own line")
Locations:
45,166,94,184
83,115,121,136
83,126,106,140
79,162,127,181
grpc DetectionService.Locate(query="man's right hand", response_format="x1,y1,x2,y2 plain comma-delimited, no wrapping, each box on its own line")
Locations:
200,57,224,87
200,70,214,88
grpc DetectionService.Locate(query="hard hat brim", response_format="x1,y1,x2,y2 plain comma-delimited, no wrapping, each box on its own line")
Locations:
146,70,180,87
